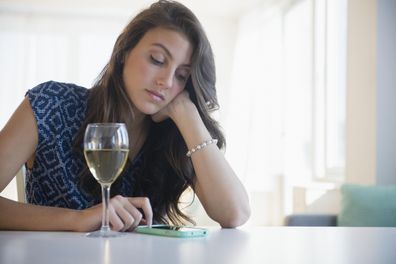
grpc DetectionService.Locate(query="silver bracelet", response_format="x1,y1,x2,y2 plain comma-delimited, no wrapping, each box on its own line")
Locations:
186,139,218,157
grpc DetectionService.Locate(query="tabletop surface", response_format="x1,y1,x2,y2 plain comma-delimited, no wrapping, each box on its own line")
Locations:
1,226,396,264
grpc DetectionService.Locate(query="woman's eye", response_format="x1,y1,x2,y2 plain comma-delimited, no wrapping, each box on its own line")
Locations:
176,74,188,82
150,55,164,65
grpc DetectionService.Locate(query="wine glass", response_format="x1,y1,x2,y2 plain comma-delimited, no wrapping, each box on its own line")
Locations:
84,123,129,237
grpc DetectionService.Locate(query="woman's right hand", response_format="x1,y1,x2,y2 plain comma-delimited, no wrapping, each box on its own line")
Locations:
78,195,153,232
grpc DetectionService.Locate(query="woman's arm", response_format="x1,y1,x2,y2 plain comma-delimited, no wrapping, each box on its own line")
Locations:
153,91,251,228
0,97,83,231
0,97,37,192
0,98,152,231
0,97,80,231
0,195,152,232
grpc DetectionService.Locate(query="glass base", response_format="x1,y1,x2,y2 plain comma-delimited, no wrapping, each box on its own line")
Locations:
86,229,126,238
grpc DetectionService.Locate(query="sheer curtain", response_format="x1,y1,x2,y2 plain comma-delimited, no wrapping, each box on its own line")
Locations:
224,0,346,225
0,11,128,200
0,13,125,126
224,6,285,225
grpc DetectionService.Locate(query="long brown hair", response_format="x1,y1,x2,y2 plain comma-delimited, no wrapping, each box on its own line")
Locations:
74,0,225,225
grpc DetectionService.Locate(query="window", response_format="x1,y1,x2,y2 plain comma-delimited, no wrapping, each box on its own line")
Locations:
313,0,347,181
226,0,347,223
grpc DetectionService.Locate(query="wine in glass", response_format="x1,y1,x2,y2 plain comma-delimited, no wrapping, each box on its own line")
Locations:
84,123,129,237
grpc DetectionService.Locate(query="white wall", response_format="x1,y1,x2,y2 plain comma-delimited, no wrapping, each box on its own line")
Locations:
345,0,377,184
376,0,396,185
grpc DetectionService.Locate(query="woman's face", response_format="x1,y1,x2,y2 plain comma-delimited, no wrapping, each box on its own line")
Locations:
122,27,193,115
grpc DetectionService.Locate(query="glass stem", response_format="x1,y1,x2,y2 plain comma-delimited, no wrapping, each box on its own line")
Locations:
101,184,111,233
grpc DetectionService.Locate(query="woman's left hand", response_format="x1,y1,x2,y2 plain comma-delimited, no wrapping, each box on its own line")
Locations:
151,90,196,123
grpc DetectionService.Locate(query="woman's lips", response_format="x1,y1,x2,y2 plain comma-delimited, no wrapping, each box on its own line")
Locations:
146,89,165,102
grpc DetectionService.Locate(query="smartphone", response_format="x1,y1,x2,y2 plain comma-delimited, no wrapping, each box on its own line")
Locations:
134,225,208,238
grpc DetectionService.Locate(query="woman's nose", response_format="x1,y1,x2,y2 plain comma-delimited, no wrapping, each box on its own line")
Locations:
156,70,173,89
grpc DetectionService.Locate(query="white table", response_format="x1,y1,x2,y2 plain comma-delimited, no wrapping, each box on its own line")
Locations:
1,227,395,264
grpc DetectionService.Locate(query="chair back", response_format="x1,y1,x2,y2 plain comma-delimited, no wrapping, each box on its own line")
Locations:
15,167,26,203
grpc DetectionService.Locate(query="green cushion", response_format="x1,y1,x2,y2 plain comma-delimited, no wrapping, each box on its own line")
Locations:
337,184,396,227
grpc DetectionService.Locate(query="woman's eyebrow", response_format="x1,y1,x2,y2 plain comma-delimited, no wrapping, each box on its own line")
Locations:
151,43,191,68
152,43,172,58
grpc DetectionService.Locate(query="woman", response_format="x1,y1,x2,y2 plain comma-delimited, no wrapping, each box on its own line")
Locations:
0,0,250,232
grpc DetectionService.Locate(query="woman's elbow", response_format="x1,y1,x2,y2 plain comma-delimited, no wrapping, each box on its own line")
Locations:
220,206,251,228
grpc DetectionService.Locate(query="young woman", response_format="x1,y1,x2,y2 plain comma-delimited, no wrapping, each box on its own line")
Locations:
0,0,250,232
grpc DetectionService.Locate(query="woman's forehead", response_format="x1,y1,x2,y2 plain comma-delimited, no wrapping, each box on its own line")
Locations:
138,27,193,64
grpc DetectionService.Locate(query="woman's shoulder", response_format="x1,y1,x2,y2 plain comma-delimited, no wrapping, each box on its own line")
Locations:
27,80,89,99
26,81,90,130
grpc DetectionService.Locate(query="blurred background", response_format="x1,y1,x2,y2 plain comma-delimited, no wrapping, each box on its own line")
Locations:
1,0,395,226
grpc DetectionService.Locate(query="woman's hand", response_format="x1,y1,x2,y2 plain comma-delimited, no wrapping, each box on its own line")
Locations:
151,90,197,123
78,195,153,232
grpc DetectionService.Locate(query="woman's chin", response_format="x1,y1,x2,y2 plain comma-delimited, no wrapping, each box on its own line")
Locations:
135,104,161,116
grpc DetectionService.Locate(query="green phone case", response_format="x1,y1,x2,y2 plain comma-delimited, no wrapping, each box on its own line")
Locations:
134,225,208,238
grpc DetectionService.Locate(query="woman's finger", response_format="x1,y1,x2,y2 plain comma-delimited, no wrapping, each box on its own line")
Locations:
108,204,125,232
105,196,153,231
119,200,143,231
128,197,153,227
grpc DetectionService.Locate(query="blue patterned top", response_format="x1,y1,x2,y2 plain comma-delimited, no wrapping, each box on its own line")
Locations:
25,81,142,209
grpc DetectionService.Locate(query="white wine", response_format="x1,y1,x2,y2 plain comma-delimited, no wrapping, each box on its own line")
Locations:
84,149,129,185
83,123,129,237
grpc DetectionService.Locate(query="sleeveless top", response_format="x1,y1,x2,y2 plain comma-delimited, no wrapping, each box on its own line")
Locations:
25,81,143,209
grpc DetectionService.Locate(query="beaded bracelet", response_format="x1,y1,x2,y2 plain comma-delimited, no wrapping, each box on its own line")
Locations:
186,139,218,157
